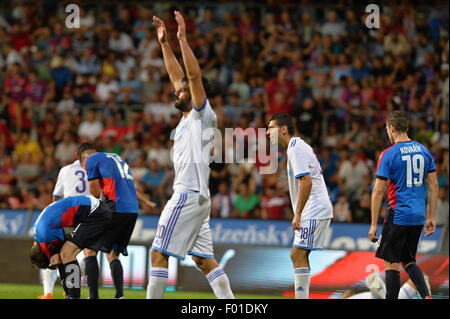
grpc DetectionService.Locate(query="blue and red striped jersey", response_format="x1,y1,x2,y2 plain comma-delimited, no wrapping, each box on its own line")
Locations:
376,140,436,226
85,152,139,213
33,195,99,257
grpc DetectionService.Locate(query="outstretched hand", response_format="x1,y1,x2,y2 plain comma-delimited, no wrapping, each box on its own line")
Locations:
153,16,167,44
174,10,186,40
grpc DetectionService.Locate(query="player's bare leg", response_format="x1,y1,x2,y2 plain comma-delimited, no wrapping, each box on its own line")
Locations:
107,250,125,299
291,247,311,299
84,248,99,299
192,256,234,299
146,249,169,299
60,241,82,299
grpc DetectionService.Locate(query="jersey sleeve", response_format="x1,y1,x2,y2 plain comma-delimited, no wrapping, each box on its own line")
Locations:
289,145,311,178
52,167,66,198
376,150,391,180
85,155,100,181
192,99,216,127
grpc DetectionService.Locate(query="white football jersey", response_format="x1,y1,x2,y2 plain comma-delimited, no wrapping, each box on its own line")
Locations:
52,160,91,198
286,137,333,220
171,99,217,200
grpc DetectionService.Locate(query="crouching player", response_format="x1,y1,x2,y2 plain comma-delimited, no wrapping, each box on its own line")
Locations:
30,195,111,299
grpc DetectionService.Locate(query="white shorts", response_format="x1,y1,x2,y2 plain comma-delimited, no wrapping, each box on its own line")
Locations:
293,218,331,250
152,192,214,260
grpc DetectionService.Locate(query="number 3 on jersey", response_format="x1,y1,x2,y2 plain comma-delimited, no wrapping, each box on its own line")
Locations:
106,154,133,180
401,154,424,187
75,170,86,193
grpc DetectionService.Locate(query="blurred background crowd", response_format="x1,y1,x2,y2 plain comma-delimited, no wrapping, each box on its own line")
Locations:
0,0,448,229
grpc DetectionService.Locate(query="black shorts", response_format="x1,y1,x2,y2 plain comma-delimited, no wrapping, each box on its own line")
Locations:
99,212,137,256
375,210,423,264
68,202,112,252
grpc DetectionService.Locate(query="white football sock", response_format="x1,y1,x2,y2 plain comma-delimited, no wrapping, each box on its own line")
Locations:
146,267,168,299
43,268,58,295
294,267,311,299
399,282,417,299
206,266,235,299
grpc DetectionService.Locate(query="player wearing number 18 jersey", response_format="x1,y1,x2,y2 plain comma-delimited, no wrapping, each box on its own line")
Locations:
267,113,333,299
369,111,438,299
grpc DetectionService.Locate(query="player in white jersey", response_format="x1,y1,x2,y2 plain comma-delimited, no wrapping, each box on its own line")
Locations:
146,11,234,299
267,113,333,299
38,159,90,299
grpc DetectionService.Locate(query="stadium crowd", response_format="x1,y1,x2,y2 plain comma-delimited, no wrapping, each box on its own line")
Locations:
0,1,448,229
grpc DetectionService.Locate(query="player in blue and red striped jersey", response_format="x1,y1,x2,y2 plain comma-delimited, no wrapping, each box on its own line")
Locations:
76,143,155,299
30,195,111,299
369,111,439,299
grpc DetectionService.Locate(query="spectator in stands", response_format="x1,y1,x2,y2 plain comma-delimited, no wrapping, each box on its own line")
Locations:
141,159,165,191
321,10,346,40
337,151,369,200
436,187,449,228
54,131,77,166
260,185,289,220
231,182,260,219
14,131,42,164
95,73,119,104
15,152,39,191
0,154,15,196
212,181,234,218
78,109,103,142
333,194,352,223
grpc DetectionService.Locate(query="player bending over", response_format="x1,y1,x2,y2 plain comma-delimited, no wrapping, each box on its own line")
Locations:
267,113,333,299
38,153,91,299
147,11,234,299
30,195,111,299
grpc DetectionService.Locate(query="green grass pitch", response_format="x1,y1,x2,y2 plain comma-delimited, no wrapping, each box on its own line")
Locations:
0,283,289,299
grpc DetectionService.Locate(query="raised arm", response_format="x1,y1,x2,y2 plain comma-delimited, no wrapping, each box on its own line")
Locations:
153,16,185,92
174,11,207,109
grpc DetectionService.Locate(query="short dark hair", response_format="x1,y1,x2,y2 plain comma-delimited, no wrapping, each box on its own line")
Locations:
387,110,409,133
30,243,49,269
269,113,294,135
77,142,96,162
181,76,212,96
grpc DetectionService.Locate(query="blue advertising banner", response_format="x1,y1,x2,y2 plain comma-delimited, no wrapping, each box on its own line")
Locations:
0,210,31,236
127,216,443,254
0,210,443,253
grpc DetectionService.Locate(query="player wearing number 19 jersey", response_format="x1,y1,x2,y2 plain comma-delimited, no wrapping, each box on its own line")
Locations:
369,111,438,299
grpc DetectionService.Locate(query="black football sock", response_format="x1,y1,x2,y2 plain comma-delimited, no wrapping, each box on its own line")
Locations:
63,260,81,299
57,264,69,297
405,263,430,298
110,259,124,298
385,270,400,299
85,256,99,299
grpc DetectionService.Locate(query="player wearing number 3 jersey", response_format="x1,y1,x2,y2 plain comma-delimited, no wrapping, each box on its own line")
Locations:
369,111,439,299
